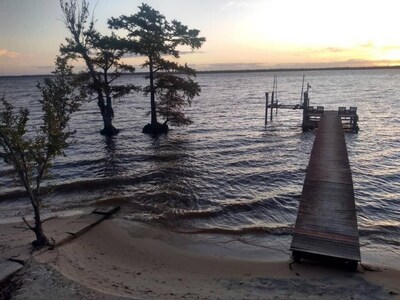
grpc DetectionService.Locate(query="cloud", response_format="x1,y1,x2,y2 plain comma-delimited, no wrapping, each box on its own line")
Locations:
324,47,347,53
192,59,400,72
35,65,54,70
272,59,400,69
221,1,235,10
296,42,380,56
382,45,400,51
191,62,268,71
361,41,374,48
122,50,205,59
297,47,349,56
123,53,143,58
300,41,400,56
0,48,20,59
180,50,205,55
221,1,247,10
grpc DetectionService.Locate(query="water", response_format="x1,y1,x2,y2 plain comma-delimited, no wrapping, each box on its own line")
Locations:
0,69,399,267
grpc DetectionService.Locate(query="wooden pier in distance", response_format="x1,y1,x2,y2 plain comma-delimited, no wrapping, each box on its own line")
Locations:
290,111,361,269
265,88,359,133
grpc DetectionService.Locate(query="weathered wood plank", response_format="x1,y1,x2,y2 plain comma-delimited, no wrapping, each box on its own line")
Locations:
290,111,361,262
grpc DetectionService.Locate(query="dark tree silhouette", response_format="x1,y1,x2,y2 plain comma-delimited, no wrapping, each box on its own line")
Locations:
60,0,136,136
108,3,205,134
0,57,83,247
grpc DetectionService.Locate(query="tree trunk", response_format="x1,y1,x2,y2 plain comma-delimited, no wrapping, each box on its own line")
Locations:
98,92,119,136
149,57,158,126
80,49,119,136
142,57,169,134
20,173,50,247
32,198,50,247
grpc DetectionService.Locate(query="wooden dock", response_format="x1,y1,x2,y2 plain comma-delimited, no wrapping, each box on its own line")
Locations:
264,89,359,133
290,111,361,268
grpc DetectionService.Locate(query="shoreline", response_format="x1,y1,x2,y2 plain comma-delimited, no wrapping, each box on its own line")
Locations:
2,215,399,299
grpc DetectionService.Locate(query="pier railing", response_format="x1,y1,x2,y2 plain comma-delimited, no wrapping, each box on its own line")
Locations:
338,107,359,132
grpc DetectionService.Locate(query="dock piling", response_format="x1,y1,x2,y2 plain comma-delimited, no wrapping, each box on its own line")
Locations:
270,91,274,121
275,76,278,115
265,92,269,126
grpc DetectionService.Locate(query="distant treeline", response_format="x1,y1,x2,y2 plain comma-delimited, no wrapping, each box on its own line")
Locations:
3,65,400,79
195,65,400,74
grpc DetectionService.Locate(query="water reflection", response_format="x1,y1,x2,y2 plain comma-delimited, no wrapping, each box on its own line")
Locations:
102,136,123,178
136,133,204,226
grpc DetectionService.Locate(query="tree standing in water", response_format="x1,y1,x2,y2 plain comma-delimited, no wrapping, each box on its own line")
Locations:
108,3,206,134
60,0,136,136
0,57,83,247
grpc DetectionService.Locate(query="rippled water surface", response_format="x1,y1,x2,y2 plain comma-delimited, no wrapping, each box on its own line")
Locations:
1,69,399,266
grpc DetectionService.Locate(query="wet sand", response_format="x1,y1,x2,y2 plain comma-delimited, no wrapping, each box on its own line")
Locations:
1,216,400,299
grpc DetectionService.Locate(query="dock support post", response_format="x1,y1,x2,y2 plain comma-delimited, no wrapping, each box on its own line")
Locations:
271,91,274,121
265,92,269,126
275,76,278,115
302,91,309,131
352,114,359,133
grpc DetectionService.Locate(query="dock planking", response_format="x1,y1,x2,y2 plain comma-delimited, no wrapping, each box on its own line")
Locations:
290,111,361,263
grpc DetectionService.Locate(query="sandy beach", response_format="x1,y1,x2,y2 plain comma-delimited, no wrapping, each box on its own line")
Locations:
0,214,399,299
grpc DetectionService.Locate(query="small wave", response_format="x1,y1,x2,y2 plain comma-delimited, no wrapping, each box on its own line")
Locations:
365,236,400,247
53,157,105,169
161,207,225,220
0,172,162,201
175,225,293,235
220,195,298,214
359,222,400,236
0,168,15,177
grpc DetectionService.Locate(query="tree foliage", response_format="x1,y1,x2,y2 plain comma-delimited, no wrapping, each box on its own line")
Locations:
0,56,83,247
108,3,205,133
60,0,137,136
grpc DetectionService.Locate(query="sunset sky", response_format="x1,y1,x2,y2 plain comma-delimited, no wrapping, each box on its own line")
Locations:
1,0,400,75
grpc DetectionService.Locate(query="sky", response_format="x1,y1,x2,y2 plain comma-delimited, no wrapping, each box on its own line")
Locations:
1,0,400,75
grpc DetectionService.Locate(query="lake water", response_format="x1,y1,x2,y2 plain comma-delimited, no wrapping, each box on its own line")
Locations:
0,69,399,267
